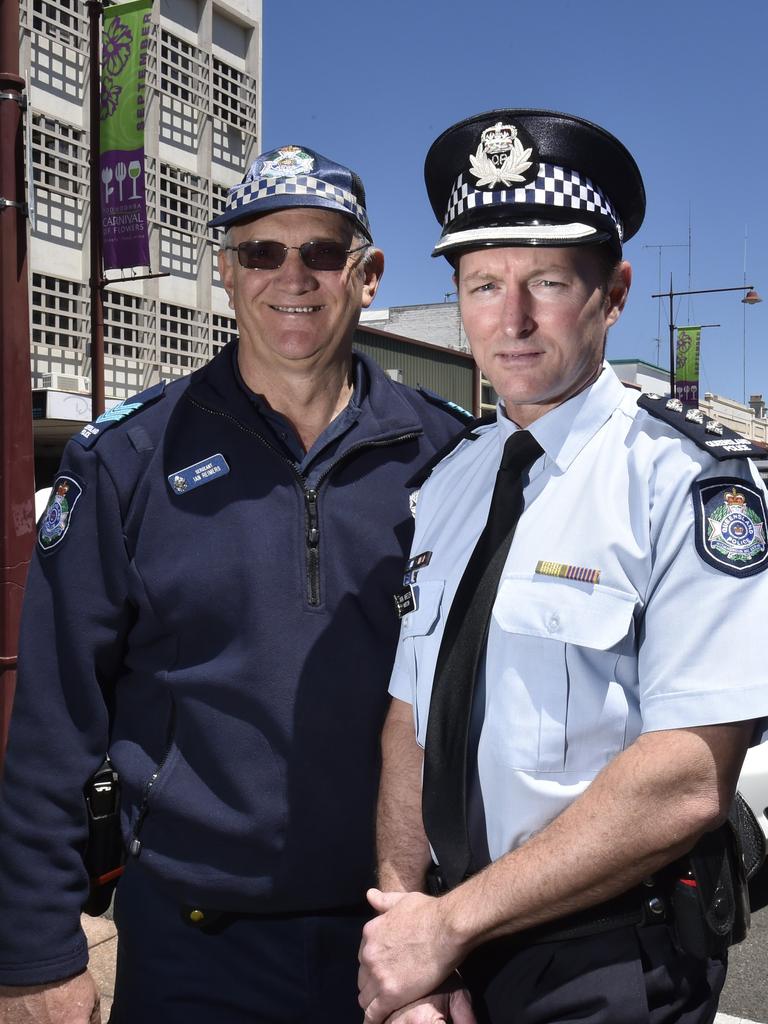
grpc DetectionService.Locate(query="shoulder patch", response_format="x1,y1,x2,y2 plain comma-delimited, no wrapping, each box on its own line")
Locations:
638,394,765,461
37,475,83,553
417,386,474,423
72,381,166,450
693,477,768,576
406,414,495,489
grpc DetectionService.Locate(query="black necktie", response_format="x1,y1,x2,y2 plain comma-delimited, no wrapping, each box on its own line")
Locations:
422,430,543,890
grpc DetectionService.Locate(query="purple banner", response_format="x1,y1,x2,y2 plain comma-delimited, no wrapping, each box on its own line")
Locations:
674,326,702,409
100,0,151,270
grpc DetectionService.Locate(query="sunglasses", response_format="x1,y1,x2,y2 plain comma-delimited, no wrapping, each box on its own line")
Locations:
223,239,369,271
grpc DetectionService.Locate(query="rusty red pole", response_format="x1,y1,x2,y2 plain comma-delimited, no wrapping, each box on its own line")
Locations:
87,0,105,418
0,0,35,767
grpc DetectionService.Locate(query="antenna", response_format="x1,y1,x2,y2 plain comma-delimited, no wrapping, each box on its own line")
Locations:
643,243,687,366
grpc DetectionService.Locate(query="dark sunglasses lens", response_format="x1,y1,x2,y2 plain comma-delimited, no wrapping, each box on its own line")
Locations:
300,241,349,270
238,241,286,269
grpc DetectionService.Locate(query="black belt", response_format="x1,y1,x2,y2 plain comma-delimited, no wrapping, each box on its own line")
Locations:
427,864,670,945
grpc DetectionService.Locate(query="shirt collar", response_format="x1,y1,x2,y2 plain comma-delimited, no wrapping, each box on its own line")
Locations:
495,363,627,471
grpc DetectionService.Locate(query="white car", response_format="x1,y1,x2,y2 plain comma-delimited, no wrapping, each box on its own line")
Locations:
34,487,52,522
740,742,768,843
738,742,768,910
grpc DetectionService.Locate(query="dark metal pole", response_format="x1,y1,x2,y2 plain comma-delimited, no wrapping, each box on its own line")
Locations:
668,273,675,396
0,0,35,766
651,282,757,401
87,0,105,418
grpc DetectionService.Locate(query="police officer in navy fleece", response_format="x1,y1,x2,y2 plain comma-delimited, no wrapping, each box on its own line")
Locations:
0,145,467,1023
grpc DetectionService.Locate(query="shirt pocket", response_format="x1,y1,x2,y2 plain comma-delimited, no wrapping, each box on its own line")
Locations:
399,579,445,744
488,577,636,773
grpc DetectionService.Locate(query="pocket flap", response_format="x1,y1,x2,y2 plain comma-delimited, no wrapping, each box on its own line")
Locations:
493,576,636,650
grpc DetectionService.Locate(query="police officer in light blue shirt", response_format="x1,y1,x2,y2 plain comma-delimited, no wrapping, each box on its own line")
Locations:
358,110,768,1024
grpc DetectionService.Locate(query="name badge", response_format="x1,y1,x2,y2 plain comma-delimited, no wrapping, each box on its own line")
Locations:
393,586,416,619
168,453,230,495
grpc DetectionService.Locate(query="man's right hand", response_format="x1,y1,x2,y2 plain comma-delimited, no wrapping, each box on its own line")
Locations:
0,972,100,1024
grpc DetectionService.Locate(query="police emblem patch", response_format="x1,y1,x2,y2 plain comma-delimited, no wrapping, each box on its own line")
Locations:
38,476,83,552
693,478,768,577
260,146,314,179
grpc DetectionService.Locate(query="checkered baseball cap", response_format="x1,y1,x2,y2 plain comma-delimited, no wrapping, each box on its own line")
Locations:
425,109,645,260
208,144,372,241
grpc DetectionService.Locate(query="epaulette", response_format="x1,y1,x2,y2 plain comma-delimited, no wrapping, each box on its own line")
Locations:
417,385,474,423
638,394,766,461
406,413,495,489
71,380,166,450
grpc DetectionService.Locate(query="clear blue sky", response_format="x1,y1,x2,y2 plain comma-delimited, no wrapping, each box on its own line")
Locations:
263,0,768,404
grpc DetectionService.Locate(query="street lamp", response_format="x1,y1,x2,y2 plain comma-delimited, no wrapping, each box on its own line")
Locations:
741,288,763,405
651,279,762,397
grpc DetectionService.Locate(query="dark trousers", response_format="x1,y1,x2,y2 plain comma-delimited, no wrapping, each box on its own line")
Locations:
109,863,368,1023
460,924,726,1024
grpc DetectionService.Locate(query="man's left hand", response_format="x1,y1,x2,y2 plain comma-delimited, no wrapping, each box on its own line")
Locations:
358,888,466,1024
381,984,476,1024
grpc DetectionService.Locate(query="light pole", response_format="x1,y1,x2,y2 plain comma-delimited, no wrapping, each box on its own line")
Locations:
0,0,35,768
651,279,762,398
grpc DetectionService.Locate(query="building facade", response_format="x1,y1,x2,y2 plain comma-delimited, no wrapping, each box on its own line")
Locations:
21,0,261,475
353,325,478,417
360,301,469,353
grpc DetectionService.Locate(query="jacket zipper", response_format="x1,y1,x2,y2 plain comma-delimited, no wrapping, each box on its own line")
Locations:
128,700,176,857
187,396,420,606
305,487,320,605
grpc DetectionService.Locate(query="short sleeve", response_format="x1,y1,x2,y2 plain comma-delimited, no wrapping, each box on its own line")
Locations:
639,456,768,736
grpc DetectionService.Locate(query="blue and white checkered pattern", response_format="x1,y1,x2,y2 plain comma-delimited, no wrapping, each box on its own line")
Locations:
224,174,371,237
443,163,623,241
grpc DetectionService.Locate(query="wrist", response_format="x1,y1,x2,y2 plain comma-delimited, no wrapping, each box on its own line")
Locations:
439,883,484,958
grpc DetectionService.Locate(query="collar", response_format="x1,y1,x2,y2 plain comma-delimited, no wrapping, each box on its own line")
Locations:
232,344,367,423
496,363,626,472
186,342,424,446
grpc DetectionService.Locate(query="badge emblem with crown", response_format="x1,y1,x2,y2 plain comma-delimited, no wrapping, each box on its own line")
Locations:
469,122,534,189
259,146,315,180
707,486,766,564
38,476,83,551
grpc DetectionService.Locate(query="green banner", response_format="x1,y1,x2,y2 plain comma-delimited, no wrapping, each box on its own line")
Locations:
675,326,702,407
100,0,152,269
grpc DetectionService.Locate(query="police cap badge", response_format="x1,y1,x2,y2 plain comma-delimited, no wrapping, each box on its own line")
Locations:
208,144,372,241
424,109,645,261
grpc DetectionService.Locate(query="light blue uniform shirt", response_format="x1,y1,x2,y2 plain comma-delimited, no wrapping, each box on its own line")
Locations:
389,365,768,862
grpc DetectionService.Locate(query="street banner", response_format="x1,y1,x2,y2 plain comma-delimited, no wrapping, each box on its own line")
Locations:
100,0,151,270
675,326,702,408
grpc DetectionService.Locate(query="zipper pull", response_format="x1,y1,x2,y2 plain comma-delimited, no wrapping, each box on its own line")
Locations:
305,488,319,547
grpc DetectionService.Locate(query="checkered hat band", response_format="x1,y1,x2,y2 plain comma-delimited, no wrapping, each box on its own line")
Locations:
443,164,622,240
226,174,371,234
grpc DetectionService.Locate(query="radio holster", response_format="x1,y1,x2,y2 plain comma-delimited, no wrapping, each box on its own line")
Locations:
671,792,766,959
82,756,126,916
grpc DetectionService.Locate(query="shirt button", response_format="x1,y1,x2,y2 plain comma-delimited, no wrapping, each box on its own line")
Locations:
547,615,560,633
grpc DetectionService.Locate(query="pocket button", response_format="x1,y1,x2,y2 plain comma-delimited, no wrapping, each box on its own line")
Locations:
547,614,560,633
